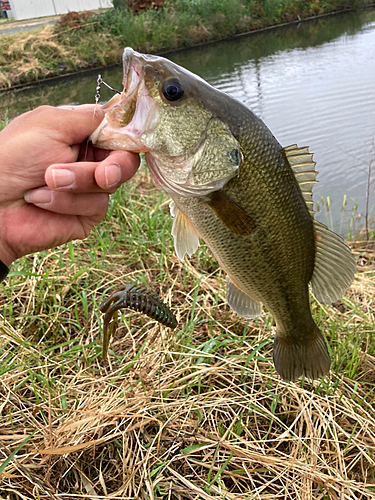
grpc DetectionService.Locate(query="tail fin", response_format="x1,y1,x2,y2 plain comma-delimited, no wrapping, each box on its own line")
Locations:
273,325,330,381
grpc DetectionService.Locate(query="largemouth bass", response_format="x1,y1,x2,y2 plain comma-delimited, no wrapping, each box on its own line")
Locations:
90,48,356,381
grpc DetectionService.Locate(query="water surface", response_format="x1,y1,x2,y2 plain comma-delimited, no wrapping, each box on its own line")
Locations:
2,9,375,235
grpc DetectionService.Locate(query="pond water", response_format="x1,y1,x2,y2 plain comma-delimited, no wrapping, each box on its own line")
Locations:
1,8,375,236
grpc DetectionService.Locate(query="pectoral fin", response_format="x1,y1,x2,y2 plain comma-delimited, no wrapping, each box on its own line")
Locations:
170,201,200,261
226,277,262,319
205,191,256,235
311,221,356,304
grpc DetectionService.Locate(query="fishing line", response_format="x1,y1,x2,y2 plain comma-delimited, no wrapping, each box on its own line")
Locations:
83,74,122,161
96,74,122,98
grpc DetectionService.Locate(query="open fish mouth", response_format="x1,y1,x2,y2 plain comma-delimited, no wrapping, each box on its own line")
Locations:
120,48,143,107
89,48,160,152
90,46,241,196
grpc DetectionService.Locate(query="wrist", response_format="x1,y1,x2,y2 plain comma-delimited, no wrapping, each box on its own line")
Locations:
0,210,23,267
0,235,18,268
0,259,9,282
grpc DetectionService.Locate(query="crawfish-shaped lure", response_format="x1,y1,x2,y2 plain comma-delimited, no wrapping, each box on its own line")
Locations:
99,284,178,358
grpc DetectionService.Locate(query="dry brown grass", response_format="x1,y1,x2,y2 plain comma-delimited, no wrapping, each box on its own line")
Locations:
0,179,375,499
0,24,120,89
0,26,70,88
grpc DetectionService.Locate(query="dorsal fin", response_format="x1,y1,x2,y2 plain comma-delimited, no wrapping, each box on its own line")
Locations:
283,144,317,216
311,220,356,304
284,145,356,303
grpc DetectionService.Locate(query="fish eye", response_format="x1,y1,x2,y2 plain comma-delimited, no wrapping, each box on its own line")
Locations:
162,79,184,101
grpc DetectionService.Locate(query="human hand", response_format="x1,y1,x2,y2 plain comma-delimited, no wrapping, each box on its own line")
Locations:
0,105,140,267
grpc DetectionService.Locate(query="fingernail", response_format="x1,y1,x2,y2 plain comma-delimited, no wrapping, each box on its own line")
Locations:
24,188,53,205
52,169,75,189
104,163,122,188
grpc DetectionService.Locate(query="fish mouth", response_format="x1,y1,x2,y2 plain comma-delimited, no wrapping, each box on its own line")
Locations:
122,47,134,83
90,47,159,152
122,47,162,82
121,47,142,106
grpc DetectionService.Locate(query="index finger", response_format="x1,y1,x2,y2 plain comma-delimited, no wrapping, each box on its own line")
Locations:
17,105,106,146
4,105,106,147
52,105,106,145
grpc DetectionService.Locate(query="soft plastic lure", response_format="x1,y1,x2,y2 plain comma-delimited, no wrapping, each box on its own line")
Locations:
99,284,178,358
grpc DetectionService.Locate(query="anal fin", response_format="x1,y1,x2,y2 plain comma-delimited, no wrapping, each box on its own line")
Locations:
226,277,262,319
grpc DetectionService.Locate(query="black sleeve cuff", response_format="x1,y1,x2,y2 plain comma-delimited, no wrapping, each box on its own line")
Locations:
0,259,9,282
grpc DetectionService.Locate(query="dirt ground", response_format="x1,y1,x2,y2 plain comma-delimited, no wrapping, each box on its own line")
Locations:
0,14,59,35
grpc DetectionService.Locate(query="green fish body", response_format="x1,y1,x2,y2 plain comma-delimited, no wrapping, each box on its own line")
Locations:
90,48,356,381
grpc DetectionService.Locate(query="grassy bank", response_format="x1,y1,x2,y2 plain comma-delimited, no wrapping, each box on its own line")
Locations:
0,0,374,89
0,161,374,498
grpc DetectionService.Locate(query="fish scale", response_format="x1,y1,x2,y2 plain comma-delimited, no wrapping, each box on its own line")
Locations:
90,47,356,381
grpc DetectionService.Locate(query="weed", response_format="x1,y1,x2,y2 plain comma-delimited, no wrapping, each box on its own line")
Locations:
1,0,373,88
0,163,374,498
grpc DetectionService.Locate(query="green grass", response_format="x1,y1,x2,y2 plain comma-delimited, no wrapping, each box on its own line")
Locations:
0,0,373,89
1,162,374,499
315,193,375,241
0,113,9,131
